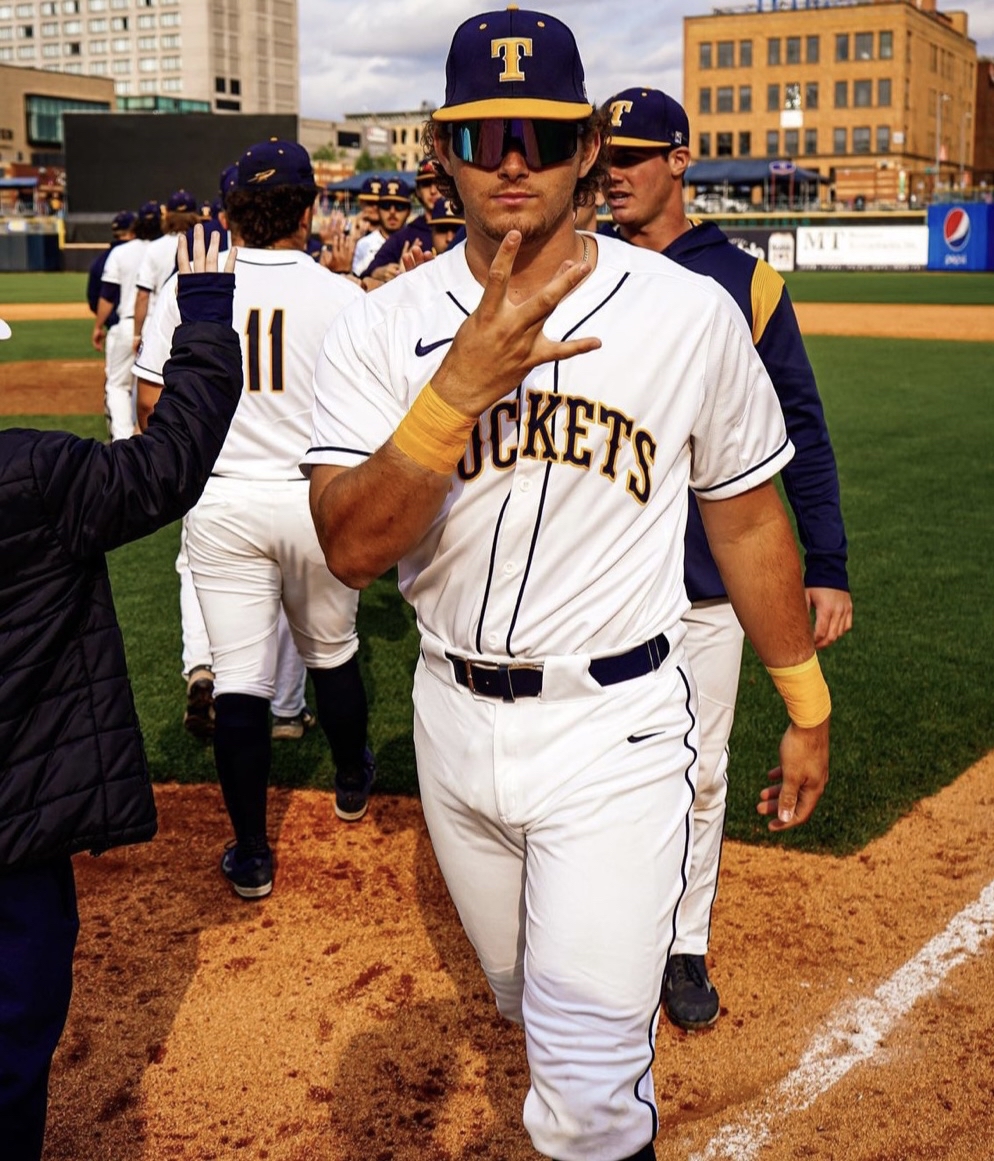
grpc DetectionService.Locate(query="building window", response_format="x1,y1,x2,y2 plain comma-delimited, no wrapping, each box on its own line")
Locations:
88,0,107,9
25,93,109,146
16,43,35,57
855,32,873,61
138,55,156,71
929,44,937,72
699,132,711,158
43,42,60,56
716,86,733,113
767,83,780,112
63,39,80,53
111,35,127,49
699,42,712,69
160,53,178,69
699,88,711,115
785,129,799,156
804,127,817,154
88,58,106,72
137,12,154,27
806,35,819,64
833,127,847,153
161,76,182,91
806,81,818,110
0,46,12,59
740,39,752,67
854,79,872,107
63,18,81,31
835,33,849,62
111,55,128,71
41,1,57,12
110,14,126,28
717,40,733,68
766,130,779,156
137,33,154,47
876,125,890,152
739,130,751,156
41,21,57,33
852,126,871,154
159,10,178,25
786,36,800,64
834,81,847,108
230,78,239,95
880,30,893,60
215,75,225,92
878,78,891,107
89,37,105,52
63,0,81,11
717,132,733,157
739,85,751,113
768,37,780,66
785,82,800,110
88,16,105,29
159,32,177,46
15,1,32,12
17,24,33,38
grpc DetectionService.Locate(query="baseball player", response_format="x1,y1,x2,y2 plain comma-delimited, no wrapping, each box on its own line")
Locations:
348,175,384,274
363,158,442,276
137,139,375,901
352,178,412,280
305,10,831,1160
604,86,852,1032
92,200,162,440
132,189,201,352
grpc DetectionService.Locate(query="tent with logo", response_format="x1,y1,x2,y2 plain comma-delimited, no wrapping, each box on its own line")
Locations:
685,159,828,210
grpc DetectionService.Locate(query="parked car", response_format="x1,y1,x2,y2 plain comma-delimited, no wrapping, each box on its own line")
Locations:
687,192,751,214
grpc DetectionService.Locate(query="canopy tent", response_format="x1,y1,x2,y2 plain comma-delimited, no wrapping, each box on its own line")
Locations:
324,170,414,193
685,159,828,185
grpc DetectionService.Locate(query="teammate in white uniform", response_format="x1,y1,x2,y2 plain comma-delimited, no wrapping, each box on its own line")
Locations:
92,200,161,440
305,10,832,1160
350,178,411,278
133,189,201,352
137,140,374,900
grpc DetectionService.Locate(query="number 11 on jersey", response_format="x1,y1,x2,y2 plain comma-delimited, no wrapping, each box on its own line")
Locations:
245,308,285,393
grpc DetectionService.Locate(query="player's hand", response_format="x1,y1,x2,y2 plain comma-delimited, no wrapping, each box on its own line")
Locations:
401,241,435,273
319,216,357,273
91,325,106,351
176,223,237,275
433,230,599,416
757,718,829,831
806,586,853,649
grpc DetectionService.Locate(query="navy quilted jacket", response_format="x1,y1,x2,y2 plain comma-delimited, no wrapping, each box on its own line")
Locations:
0,305,241,868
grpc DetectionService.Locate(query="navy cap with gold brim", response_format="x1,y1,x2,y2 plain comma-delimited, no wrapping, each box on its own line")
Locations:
605,86,690,149
434,6,592,122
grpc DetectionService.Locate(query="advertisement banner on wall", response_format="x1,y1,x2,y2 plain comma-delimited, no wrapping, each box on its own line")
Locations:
722,228,797,272
795,225,928,269
926,204,994,271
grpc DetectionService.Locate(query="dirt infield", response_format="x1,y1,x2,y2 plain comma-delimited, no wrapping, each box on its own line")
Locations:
45,752,994,1161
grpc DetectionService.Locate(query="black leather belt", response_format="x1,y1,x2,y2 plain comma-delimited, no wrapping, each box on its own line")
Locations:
447,631,670,702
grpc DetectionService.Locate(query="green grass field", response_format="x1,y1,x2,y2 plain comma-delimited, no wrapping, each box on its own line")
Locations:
782,270,994,304
0,271,88,303
4,331,993,856
0,319,101,363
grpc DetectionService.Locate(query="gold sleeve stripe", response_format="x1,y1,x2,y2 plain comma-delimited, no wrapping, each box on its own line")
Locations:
749,259,785,346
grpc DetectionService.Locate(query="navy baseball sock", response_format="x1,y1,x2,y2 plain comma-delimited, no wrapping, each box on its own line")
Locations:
213,693,271,847
308,658,369,779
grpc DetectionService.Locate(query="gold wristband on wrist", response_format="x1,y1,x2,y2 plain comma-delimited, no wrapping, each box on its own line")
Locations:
765,653,831,728
392,381,476,475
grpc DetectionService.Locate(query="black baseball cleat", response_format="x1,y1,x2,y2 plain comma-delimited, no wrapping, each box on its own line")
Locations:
220,838,274,900
662,953,720,1031
334,746,376,822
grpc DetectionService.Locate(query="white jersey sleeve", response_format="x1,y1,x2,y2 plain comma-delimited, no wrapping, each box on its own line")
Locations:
351,231,386,276
101,244,124,287
689,300,793,500
133,273,180,386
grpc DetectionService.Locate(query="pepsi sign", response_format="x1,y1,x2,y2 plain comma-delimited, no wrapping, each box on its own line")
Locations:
927,203,994,271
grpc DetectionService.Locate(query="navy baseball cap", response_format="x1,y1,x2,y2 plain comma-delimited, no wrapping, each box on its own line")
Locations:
358,176,385,203
429,198,465,227
111,210,136,232
167,188,198,212
416,159,439,184
219,163,238,195
378,178,411,205
138,199,162,222
235,139,316,191
605,87,690,149
434,7,592,122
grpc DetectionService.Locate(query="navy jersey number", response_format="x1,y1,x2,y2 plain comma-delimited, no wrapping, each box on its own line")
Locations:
245,308,285,393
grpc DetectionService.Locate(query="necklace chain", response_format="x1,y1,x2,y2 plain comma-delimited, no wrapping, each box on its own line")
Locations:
581,235,589,266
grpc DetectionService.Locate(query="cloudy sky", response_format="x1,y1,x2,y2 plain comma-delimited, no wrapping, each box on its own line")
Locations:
299,0,994,122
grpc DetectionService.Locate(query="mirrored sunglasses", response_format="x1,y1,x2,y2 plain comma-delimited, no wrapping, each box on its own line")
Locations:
450,118,581,170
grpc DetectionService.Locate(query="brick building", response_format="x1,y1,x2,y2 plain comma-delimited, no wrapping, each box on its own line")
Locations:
684,0,978,206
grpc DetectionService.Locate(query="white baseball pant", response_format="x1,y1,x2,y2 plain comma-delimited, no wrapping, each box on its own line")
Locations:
672,599,744,957
103,324,136,441
413,637,698,1161
185,477,359,698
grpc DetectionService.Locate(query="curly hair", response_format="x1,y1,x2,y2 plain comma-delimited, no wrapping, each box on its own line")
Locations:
421,107,612,214
134,216,162,242
223,185,317,248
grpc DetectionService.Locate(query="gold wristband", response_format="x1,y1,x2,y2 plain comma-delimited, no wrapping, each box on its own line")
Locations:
766,654,832,728
392,381,476,475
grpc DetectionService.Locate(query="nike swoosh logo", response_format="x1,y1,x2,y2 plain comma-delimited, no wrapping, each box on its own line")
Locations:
415,336,454,357
627,731,666,744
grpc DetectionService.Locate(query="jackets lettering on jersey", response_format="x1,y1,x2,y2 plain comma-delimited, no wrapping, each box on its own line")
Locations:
456,387,657,505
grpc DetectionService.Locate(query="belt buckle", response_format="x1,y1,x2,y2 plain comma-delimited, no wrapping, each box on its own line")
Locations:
463,659,542,701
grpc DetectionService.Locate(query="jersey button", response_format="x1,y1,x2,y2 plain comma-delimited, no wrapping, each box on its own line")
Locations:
487,633,499,648
502,562,515,575
519,478,532,492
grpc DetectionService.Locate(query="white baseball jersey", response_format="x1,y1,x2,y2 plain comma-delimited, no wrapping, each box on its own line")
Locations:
304,234,793,659
136,230,182,298
351,229,386,275
100,237,148,321
137,248,362,479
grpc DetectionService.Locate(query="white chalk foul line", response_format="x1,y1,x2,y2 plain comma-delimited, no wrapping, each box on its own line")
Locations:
691,877,994,1161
